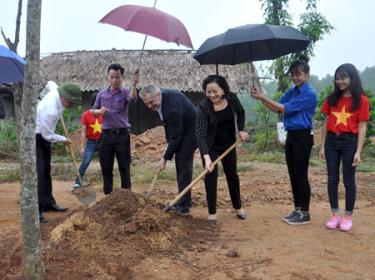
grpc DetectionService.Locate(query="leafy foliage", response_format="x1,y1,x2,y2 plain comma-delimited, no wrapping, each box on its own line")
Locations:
364,89,375,137
298,12,334,57
260,0,333,93
260,0,292,26
0,119,19,158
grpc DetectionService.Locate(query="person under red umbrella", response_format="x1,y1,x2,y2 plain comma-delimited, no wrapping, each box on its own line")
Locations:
91,64,139,195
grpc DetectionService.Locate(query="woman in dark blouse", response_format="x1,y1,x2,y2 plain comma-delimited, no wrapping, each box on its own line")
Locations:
196,75,249,223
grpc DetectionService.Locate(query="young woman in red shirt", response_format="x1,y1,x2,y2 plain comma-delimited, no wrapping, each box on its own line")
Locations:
320,63,370,232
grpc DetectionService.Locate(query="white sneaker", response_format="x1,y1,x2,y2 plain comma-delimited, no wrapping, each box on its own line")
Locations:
70,183,81,192
208,214,217,224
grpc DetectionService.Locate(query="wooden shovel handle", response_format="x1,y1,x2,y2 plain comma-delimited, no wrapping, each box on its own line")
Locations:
163,138,242,212
144,169,161,199
60,117,81,180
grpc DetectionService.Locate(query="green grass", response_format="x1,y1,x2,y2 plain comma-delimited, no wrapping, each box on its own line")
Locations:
241,150,285,164
0,120,19,159
0,165,19,182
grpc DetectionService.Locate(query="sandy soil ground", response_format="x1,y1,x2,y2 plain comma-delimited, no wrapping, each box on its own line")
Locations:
1,161,375,280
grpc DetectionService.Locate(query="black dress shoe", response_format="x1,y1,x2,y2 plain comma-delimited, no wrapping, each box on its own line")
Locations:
39,214,48,223
48,204,68,212
174,205,190,215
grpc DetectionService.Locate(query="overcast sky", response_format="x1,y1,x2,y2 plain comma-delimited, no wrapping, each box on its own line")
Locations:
1,0,374,78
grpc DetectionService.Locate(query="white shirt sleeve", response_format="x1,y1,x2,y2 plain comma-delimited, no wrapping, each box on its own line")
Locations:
40,113,67,143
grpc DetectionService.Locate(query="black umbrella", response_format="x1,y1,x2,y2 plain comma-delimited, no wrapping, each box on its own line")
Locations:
193,24,310,66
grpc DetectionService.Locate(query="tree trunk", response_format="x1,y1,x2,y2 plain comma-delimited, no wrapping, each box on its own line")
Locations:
13,0,24,137
20,0,45,279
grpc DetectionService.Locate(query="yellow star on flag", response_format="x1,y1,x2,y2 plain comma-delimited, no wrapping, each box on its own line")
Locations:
90,118,102,134
332,106,353,126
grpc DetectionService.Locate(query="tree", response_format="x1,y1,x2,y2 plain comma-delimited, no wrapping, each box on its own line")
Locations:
1,0,23,52
20,0,45,279
1,0,24,145
251,0,333,152
260,0,333,92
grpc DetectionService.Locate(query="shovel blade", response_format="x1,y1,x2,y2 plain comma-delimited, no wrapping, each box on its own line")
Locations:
72,185,96,205
143,191,152,200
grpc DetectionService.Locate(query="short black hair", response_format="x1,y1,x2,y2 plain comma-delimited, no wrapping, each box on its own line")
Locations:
202,75,230,94
107,63,124,75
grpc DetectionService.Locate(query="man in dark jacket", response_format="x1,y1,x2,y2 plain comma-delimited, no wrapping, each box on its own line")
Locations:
139,84,197,214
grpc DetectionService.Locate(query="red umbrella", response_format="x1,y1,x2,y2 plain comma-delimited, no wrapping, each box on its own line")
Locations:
99,4,193,49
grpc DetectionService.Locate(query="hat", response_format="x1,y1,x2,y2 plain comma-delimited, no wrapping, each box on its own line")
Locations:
58,83,82,104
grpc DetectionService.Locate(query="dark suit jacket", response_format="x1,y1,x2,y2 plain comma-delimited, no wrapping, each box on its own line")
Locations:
160,89,197,160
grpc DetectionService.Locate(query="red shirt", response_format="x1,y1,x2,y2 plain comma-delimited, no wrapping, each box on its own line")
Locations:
321,95,370,134
81,110,102,140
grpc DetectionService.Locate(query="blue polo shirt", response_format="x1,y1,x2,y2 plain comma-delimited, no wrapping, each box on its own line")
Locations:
279,82,317,131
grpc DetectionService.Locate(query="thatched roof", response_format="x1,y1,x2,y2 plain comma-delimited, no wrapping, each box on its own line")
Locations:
40,49,253,92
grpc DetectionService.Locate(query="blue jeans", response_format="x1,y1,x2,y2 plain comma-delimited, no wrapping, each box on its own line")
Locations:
75,139,99,185
324,133,358,214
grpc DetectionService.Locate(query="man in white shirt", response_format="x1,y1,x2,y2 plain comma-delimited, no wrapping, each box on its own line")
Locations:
36,83,81,223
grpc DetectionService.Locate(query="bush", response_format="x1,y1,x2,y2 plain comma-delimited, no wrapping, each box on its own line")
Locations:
0,106,83,159
365,89,375,137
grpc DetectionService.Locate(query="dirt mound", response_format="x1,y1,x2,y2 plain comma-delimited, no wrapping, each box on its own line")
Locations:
130,126,247,160
44,189,217,279
130,126,166,160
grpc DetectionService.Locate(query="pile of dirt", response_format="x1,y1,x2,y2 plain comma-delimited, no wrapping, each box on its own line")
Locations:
43,189,217,279
130,126,166,160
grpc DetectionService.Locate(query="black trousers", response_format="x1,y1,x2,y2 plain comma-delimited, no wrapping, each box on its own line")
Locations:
174,135,196,208
36,134,56,211
285,129,314,212
99,129,131,194
204,145,241,215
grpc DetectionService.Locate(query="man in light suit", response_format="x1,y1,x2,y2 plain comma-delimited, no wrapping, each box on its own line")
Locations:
139,84,197,214
36,83,81,222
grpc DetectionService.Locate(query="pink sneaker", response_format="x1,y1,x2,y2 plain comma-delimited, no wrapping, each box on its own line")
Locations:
325,215,341,230
339,216,353,232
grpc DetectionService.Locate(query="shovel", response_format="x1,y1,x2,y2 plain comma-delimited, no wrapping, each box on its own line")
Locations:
60,117,96,205
163,138,241,212
144,169,161,199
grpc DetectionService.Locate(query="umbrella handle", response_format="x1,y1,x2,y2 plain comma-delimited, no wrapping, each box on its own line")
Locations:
137,35,148,70
137,0,157,70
